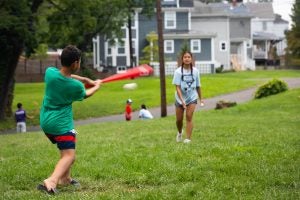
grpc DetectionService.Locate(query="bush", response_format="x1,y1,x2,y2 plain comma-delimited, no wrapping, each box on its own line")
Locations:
254,79,288,99
215,65,224,73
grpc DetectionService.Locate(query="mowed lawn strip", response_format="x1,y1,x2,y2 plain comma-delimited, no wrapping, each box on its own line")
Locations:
0,88,299,199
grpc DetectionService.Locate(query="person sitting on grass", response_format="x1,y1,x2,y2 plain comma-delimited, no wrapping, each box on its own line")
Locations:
138,104,153,120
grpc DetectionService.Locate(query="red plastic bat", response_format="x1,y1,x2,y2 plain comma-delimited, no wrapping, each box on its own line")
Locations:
85,64,153,88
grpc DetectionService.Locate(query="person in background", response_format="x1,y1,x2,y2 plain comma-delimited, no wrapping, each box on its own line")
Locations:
15,103,32,133
125,99,133,121
138,104,153,120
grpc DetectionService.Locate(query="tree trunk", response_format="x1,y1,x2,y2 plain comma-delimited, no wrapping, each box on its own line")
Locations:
0,32,24,120
128,16,134,68
156,0,167,117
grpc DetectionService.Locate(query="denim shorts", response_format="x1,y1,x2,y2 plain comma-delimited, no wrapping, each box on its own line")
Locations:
175,99,197,108
45,129,77,150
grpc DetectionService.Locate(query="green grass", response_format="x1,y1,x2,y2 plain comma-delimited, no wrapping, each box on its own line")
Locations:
1,69,300,131
0,88,299,199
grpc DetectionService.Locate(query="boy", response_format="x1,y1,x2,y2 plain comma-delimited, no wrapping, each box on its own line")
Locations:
125,99,132,121
15,103,29,132
37,45,101,194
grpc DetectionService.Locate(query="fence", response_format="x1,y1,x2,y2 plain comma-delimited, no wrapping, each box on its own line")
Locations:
151,62,215,76
15,56,94,82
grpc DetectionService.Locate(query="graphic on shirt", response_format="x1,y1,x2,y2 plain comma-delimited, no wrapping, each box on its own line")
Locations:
182,74,194,90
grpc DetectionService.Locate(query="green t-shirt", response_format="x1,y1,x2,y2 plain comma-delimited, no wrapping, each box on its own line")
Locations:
40,67,86,134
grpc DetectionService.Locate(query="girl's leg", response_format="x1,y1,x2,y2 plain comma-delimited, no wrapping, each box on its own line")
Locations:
185,103,197,140
44,149,75,190
175,106,184,133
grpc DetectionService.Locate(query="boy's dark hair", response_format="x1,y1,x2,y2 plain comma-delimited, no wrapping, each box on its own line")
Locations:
60,45,81,67
141,104,146,109
17,103,22,109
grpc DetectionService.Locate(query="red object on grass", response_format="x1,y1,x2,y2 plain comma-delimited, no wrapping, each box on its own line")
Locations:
84,64,153,88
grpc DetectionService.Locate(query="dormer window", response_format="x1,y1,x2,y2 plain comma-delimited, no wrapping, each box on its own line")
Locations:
165,12,176,29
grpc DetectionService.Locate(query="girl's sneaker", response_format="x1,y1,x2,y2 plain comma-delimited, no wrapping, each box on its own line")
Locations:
176,133,182,142
183,139,191,144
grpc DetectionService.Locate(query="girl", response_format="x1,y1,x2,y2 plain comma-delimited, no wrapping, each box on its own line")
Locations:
172,51,203,143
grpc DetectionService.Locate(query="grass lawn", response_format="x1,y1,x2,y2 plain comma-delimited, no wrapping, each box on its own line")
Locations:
0,88,299,199
1,69,300,131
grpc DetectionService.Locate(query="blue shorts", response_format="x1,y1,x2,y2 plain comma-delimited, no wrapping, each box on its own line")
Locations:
45,129,77,150
175,99,197,108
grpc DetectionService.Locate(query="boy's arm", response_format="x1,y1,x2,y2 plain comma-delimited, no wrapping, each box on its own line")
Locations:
85,79,102,98
71,74,94,84
71,74,102,98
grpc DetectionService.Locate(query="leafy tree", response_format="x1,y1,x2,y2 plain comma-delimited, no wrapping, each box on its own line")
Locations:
177,40,191,67
140,31,159,64
0,0,43,120
286,1,300,59
126,0,155,67
0,0,155,120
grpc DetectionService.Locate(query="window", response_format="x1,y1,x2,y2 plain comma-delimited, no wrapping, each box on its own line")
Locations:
164,40,174,53
247,40,252,48
191,40,201,53
219,41,227,51
107,42,112,56
131,39,136,55
164,12,176,29
262,21,267,31
117,40,125,55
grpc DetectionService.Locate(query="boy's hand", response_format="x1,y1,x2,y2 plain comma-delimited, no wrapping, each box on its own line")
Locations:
85,79,101,89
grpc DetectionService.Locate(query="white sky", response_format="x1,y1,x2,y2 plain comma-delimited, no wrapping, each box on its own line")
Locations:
272,0,295,28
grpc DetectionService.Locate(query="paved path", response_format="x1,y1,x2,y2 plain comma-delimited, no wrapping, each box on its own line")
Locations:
1,78,300,134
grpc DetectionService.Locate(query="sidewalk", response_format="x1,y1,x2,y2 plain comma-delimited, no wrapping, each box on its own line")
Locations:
2,78,300,134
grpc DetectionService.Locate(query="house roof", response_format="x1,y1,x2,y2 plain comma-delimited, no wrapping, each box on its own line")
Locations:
245,2,274,19
274,14,289,24
192,1,252,18
253,32,282,41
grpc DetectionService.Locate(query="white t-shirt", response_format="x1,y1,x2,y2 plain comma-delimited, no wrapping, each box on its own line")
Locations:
139,109,153,119
172,66,200,105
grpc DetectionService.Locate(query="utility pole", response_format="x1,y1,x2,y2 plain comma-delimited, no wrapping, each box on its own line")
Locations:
156,0,167,117
127,0,134,68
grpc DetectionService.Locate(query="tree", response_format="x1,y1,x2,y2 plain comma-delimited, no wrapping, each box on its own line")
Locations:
139,31,159,64
286,1,300,59
0,0,155,121
126,0,155,68
0,0,44,120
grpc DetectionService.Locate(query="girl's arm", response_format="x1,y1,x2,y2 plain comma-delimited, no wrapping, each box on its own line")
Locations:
176,85,186,109
197,87,204,105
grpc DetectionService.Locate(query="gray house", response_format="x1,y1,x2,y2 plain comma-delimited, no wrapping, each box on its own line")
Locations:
246,2,288,65
192,1,255,71
93,0,216,75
